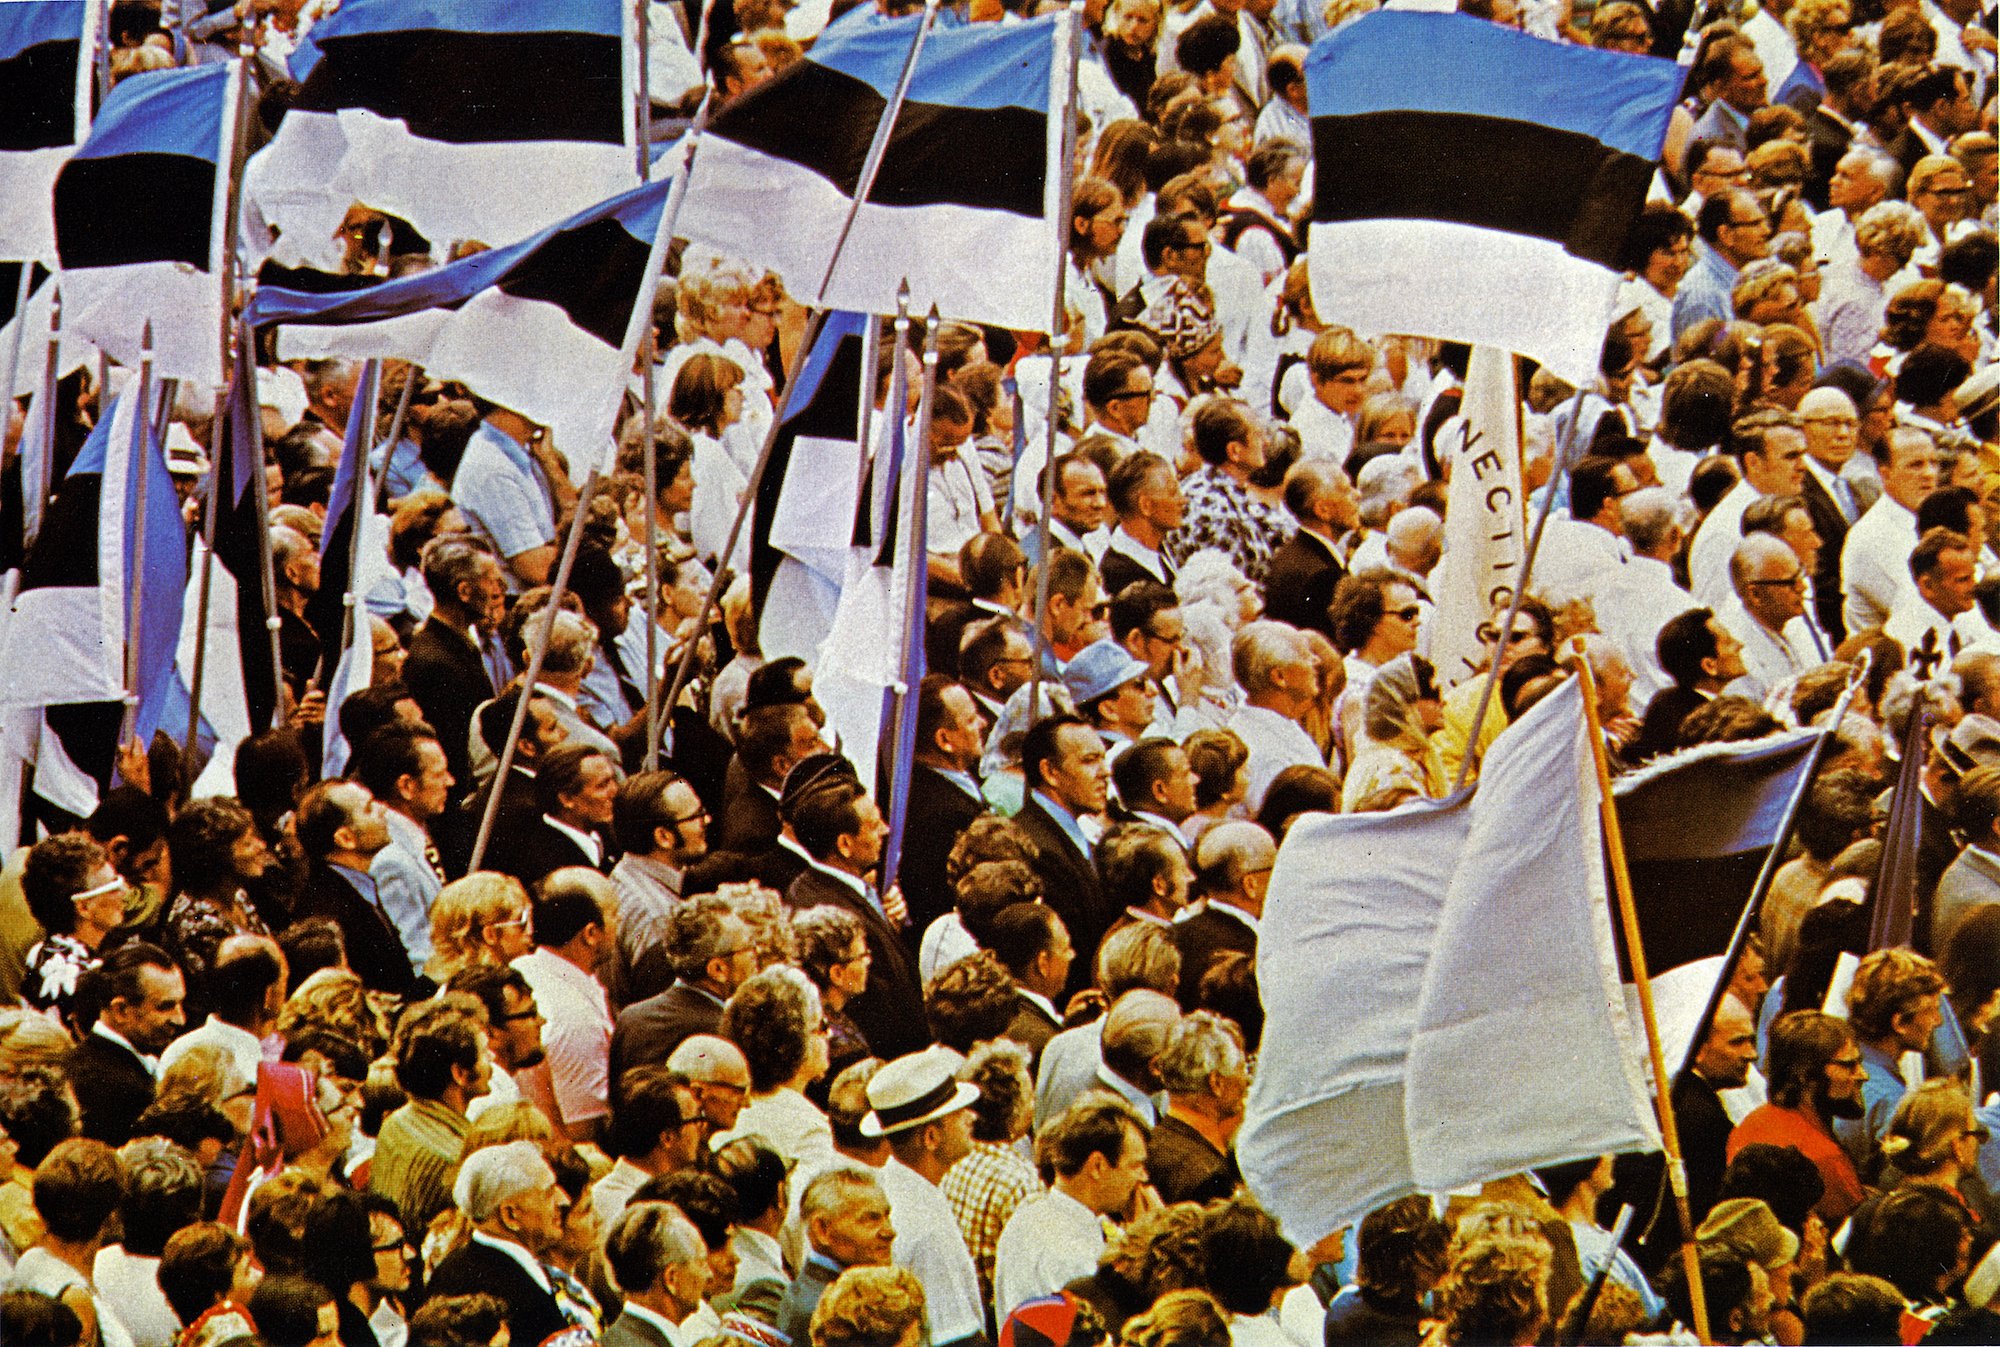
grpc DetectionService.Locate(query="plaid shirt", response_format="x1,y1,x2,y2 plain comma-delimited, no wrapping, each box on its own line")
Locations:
940,1140,1043,1303
1164,465,1292,585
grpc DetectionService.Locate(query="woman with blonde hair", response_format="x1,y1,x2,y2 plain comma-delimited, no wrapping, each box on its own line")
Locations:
425,873,533,985
1873,1079,1999,1246
1121,1288,1231,1347
276,966,389,1060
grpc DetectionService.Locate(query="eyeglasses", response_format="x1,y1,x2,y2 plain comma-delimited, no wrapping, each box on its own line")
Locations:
72,877,125,902
1477,624,1538,645
1107,388,1155,403
1802,416,1858,428
372,1238,409,1253
1390,605,1422,621
1726,216,1772,231
668,808,710,826
497,1002,543,1023
1747,574,1807,589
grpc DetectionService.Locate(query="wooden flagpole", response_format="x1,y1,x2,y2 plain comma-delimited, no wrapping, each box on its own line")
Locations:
1572,640,1711,1346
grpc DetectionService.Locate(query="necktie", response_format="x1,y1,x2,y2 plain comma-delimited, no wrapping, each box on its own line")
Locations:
1834,476,1859,525
600,636,646,715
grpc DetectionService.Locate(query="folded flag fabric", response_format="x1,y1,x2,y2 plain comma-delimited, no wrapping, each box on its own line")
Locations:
677,10,1069,331
1304,11,1681,381
53,60,243,384
249,175,671,468
1240,680,1660,1247
0,0,96,263
247,0,637,268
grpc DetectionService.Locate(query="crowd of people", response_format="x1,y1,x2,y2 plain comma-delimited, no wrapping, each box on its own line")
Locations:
2,0,1999,1343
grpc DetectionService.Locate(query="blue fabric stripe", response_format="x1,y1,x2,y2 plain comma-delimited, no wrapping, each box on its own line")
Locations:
127,387,190,744
810,10,1053,112
783,312,871,425
247,175,666,329
0,1,82,63
71,63,228,164
1305,11,1680,163
304,0,620,42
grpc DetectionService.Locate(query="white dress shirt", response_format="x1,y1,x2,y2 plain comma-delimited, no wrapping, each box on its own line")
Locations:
992,1188,1107,1323
1690,479,1758,607
1226,704,1323,812
511,946,613,1127
1717,598,1810,704
1593,554,1699,710
1842,494,1919,636
879,1157,987,1346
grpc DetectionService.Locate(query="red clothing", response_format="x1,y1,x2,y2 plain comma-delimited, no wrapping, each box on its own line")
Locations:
1727,1103,1865,1225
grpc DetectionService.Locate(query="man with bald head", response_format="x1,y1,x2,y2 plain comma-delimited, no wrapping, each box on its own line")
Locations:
1173,821,1275,1009
668,1034,753,1133
1719,534,1814,702
1795,386,1862,642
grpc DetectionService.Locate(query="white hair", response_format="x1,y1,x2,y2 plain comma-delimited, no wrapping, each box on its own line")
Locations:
1155,1010,1247,1095
454,1139,555,1223
1175,549,1252,621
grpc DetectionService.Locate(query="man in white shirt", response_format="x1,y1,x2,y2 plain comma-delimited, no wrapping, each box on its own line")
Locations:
1692,412,1810,606
992,1098,1157,1322
1540,455,1636,602
156,935,281,1086
1595,488,1699,719
1030,451,1113,568
1718,535,1815,703
861,1048,990,1347
1221,143,1306,286
1224,621,1325,811
512,873,618,1143
1811,148,1896,270
594,1068,707,1234
1886,526,1983,675
1843,426,1940,635
1290,327,1372,463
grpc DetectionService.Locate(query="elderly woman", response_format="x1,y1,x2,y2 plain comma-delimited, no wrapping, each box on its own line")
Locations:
425,874,534,987
1868,1079,2000,1250
19,834,125,1036
10,1139,135,1347
1342,654,1447,811
715,967,835,1173
791,907,873,1102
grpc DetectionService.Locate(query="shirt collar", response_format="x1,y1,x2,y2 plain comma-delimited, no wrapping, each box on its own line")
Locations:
805,856,875,904
1107,527,1165,572
1019,987,1061,1023
1177,896,1260,938
537,685,579,714
621,1300,687,1339
1032,789,1095,858
931,766,983,801
329,860,378,897
543,814,604,865
469,1230,554,1295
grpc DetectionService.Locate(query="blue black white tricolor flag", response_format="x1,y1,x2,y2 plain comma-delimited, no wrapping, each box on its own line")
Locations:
0,0,97,263
1304,11,1681,380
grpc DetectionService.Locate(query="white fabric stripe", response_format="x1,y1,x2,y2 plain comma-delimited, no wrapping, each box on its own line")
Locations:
1306,217,1620,384
1,275,96,392
60,260,223,387
274,288,626,469
249,109,640,270
178,536,251,795
0,147,68,264
680,137,1057,332
0,587,120,706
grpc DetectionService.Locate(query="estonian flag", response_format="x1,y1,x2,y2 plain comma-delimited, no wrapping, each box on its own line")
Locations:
180,325,283,797
310,360,383,778
53,60,243,385
679,11,1069,332
1304,11,1681,381
248,0,638,267
249,175,670,466
0,382,189,816
0,0,97,264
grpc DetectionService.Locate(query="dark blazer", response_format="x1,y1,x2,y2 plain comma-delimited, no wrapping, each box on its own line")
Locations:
436,766,540,881
1171,904,1258,1009
424,1237,569,1347
716,757,783,854
294,862,419,998
1628,685,1707,765
67,1029,156,1146
1004,992,1061,1070
610,981,727,1081
1013,797,1112,998
1098,544,1172,600
1800,104,1856,210
785,866,929,1060
403,617,497,807
1146,1112,1240,1205
488,815,609,892
1797,469,1852,645
1672,1070,1735,1228
603,1308,675,1347
777,1256,844,1347
898,766,989,937
1262,530,1345,639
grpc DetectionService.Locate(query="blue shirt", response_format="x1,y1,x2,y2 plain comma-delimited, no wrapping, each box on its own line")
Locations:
452,422,556,588
372,435,440,503
1670,239,1742,344
1834,1040,1908,1171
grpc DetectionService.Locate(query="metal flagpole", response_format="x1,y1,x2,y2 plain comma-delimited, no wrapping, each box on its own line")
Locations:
657,0,950,722
34,294,61,544
0,266,33,440
1449,375,1592,793
638,0,663,771
880,299,938,887
1574,643,1711,1347
119,325,155,750
468,91,717,874
338,361,381,659
1025,0,1083,724
373,364,419,513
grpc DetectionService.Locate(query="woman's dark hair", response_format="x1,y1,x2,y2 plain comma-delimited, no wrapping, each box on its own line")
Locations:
0,1066,81,1169
0,1291,82,1347
250,1275,337,1347
669,352,744,437
1354,1195,1451,1307
159,1223,249,1326
1199,1195,1297,1315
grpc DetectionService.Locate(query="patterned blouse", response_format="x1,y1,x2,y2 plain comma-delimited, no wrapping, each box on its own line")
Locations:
1164,466,1293,585
165,890,271,982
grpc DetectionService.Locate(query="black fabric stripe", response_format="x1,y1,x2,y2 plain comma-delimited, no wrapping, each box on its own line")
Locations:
1616,851,1766,981
750,330,864,616
0,39,78,152
714,62,1046,218
54,152,215,270
295,30,624,145
18,472,100,591
496,216,650,348
45,701,124,797
0,263,51,329
256,260,384,296
1311,109,1654,270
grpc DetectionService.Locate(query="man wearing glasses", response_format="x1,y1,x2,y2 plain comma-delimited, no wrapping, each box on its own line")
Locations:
1079,350,1156,459
1727,1010,1869,1227
1717,534,1814,702
610,772,717,1003
1672,187,1774,341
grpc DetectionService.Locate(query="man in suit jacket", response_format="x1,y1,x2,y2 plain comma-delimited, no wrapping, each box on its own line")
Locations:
68,943,185,1146
987,903,1072,1071
1261,459,1357,640
293,781,420,998
1172,822,1271,1009
778,1168,898,1346
489,743,619,891
1687,36,1767,156
784,775,930,1060
1626,608,1746,764
928,534,1028,678
423,1141,576,1347
1099,452,1183,597
1149,1011,1248,1205
1797,387,1863,644
401,541,506,808
437,688,566,879
601,1202,714,1347
899,678,991,937
610,902,759,1082
1014,714,1116,997
716,703,824,854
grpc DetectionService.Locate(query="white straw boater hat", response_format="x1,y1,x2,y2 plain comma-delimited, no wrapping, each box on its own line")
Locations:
860,1045,979,1138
